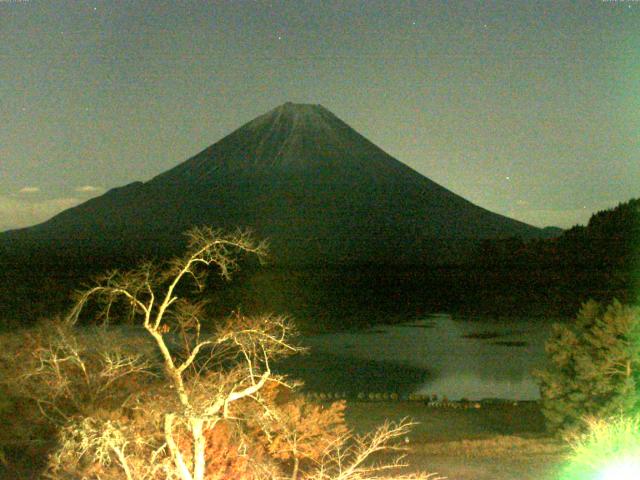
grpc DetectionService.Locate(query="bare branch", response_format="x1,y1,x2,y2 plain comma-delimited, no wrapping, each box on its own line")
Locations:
176,340,213,375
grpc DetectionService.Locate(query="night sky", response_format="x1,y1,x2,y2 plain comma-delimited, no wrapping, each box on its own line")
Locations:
1,0,638,232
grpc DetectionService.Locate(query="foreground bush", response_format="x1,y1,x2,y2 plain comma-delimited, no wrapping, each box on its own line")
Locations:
535,299,640,434
1,227,439,480
560,415,640,480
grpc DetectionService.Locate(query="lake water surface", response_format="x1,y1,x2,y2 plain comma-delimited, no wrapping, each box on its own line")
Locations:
280,314,557,401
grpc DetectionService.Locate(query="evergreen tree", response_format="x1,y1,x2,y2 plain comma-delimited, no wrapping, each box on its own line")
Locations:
535,300,640,433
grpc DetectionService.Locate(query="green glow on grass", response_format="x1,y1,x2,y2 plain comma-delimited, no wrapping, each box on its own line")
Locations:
560,416,640,480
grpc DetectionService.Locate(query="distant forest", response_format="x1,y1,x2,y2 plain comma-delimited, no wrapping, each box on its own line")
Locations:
1,198,638,330
476,198,639,272
469,198,639,312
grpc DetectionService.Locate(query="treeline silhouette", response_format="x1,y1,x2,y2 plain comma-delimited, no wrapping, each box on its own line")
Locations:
167,198,640,327
1,199,637,330
471,198,639,315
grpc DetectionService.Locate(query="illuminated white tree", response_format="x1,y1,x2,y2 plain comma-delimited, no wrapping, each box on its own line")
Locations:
4,227,442,480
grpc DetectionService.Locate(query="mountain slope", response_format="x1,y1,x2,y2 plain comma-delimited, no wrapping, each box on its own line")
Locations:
1,103,550,266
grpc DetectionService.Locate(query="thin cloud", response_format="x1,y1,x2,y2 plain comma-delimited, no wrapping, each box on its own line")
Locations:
75,185,103,193
0,195,80,232
19,186,40,194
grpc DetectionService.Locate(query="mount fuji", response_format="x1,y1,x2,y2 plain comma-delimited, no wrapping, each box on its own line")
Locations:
1,103,552,266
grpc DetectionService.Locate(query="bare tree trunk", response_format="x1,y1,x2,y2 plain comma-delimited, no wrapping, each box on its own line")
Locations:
291,456,300,480
148,328,192,408
165,413,194,480
191,417,206,480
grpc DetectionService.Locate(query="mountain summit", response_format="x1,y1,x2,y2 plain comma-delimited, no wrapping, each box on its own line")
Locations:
154,102,431,179
1,103,550,265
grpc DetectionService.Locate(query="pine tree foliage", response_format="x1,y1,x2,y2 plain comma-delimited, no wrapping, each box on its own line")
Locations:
535,299,640,434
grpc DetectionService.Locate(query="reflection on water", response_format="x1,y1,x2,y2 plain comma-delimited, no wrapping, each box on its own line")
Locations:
293,314,555,400
275,352,431,397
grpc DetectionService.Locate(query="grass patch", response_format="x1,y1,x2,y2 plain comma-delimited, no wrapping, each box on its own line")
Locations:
416,435,566,458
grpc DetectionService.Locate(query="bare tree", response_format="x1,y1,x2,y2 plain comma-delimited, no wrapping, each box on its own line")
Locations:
6,322,152,425
304,419,445,480
63,227,305,479
4,227,442,479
